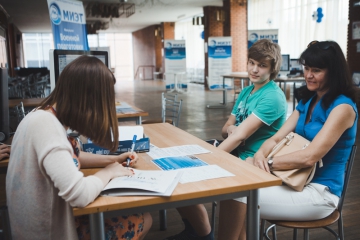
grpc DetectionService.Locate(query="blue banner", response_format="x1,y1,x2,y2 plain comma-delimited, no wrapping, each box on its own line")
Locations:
164,41,186,60
208,39,232,59
47,0,89,50
248,29,278,49
207,37,232,88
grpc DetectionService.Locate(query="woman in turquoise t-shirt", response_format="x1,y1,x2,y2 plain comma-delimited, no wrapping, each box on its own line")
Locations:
218,41,358,240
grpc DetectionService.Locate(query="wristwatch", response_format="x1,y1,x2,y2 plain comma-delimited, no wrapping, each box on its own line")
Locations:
267,157,274,170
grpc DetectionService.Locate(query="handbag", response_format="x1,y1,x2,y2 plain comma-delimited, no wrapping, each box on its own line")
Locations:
267,132,323,192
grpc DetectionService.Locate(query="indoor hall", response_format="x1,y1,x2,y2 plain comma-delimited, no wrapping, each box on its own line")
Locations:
1,0,360,239
116,79,360,240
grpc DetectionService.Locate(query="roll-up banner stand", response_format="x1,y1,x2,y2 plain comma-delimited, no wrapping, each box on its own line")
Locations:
47,0,89,50
248,29,278,48
164,40,187,90
207,37,232,89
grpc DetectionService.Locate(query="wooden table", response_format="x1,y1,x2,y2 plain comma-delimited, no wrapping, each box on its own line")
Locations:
8,99,148,125
208,72,250,108
8,98,45,108
74,123,281,240
115,103,148,125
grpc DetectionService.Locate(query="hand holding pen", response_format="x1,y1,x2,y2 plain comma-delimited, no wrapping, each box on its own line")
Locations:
126,135,137,167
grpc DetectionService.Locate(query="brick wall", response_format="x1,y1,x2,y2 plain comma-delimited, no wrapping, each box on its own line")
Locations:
161,22,175,75
162,22,175,40
132,25,156,80
228,1,247,72
203,2,248,88
155,24,162,72
203,6,225,87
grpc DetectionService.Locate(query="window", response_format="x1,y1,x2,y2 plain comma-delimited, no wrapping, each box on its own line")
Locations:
23,33,53,68
88,33,133,81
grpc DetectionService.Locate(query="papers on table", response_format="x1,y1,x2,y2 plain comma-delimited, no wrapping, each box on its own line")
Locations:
153,155,208,170
116,102,141,114
178,165,235,184
101,169,182,197
118,126,144,141
147,144,210,159
151,153,235,184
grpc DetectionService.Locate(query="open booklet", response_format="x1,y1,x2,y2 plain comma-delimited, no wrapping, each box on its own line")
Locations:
101,169,182,197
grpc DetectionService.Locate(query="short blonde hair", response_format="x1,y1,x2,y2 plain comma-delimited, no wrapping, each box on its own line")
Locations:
248,39,282,80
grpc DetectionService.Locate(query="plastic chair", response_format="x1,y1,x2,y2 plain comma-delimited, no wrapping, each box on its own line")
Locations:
13,102,26,124
9,102,26,133
261,145,357,240
142,92,182,127
141,92,182,230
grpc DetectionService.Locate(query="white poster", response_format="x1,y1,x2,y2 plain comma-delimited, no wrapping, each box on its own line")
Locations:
207,37,232,89
164,40,186,90
248,29,278,48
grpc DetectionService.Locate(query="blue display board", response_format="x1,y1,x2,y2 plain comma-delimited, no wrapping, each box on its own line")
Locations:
47,0,89,50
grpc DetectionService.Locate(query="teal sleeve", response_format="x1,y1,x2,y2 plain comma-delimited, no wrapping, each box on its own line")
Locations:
231,86,252,115
252,90,287,125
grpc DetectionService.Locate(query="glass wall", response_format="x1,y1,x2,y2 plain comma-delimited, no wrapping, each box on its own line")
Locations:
22,33,53,68
175,19,205,83
248,0,349,58
0,27,7,68
88,33,134,81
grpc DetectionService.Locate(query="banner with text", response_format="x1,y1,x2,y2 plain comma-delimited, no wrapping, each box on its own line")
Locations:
164,40,186,89
248,29,278,48
47,0,89,50
208,37,232,89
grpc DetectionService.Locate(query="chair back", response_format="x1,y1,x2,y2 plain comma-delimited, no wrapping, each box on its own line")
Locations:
161,92,182,127
14,102,25,124
337,145,357,212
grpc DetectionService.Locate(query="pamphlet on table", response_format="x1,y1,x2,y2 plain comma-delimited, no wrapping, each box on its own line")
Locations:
152,155,235,184
115,102,142,114
147,144,210,159
152,155,208,170
101,169,182,197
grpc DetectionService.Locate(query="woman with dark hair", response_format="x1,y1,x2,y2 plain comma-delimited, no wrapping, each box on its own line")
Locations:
218,40,358,240
6,56,152,240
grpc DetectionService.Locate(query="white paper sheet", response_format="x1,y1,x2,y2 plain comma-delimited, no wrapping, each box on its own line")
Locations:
147,144,210,159
177,165,235,184
118,126,144,140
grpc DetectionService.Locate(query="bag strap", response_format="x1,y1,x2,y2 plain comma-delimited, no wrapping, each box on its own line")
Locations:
267,133,294,158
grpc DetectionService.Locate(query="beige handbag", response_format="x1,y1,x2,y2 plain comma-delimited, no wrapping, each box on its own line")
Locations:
267,132,323,192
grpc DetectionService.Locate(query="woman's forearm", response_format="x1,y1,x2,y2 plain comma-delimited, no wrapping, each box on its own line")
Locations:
79,151,117,168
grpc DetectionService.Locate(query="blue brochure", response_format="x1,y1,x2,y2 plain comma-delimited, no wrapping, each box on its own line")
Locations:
153,155,208,171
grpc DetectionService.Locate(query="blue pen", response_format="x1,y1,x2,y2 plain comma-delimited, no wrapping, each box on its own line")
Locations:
126,135,137,167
